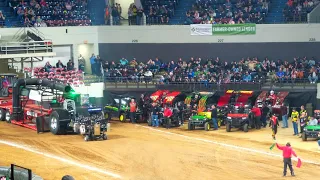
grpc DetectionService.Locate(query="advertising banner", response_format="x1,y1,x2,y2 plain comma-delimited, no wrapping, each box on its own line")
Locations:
190,24,256,35
190,24,213,36
212,24,256,35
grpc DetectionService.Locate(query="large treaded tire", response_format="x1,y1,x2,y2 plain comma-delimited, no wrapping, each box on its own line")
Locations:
243,124,248,132
204,122,211,131
49,109,70,135
301,132,307,141
226,123,231,132
0,109,5,121
188,122,195,130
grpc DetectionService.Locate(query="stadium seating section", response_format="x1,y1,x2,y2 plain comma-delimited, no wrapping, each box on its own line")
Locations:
5,0,91,27
184,0,269,24
23,67,85,87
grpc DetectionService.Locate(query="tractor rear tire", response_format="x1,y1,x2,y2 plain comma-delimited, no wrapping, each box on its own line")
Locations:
204,122,211,131
0,109,5,121
119,113,126,123
302,132,307,141
102,133,108,140
5,110,11,123
49,110,69,135
243,124,248,132
226,123,231,132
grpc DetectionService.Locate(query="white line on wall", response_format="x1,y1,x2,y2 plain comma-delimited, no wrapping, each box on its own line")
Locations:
0,140,122,179
136,125,320,166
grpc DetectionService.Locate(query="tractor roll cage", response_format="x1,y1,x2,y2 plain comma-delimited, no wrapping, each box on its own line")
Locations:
12,78,72,121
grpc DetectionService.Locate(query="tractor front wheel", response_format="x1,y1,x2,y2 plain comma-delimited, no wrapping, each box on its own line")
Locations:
204,122,211,131
301,132,307,141
119,113,126,122
188,122,195,130
5,110,11,123
243,124,248,132
226,123,231,132
0,109,5,121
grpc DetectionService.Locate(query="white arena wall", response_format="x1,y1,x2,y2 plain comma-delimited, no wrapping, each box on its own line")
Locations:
0,24,319,71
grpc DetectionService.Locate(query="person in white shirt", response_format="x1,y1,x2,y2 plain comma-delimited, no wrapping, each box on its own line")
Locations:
308,117,318,126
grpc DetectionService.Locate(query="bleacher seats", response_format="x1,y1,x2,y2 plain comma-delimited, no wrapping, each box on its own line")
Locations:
283,0,318,23
185,0,269,24
24,67,84,87
9,0,91,26
143,0,178,25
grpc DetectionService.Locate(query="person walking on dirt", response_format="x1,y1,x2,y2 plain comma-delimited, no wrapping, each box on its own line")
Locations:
163,105,173,129
299,105,307,135
269,114,279,140
251,105,262,129
276,142,297,177
291,108,299,136
151,102,159,127
211,105,218,130
130,99,137,123
177,102,184,126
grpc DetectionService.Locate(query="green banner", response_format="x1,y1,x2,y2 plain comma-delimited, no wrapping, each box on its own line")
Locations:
212,24,256,35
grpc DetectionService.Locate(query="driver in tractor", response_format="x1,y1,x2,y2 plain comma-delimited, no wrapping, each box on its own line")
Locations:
238,103,245,113
266,90,276,106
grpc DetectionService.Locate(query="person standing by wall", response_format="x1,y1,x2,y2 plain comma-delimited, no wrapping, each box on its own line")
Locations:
291,108,299,136
211,105,218,130
90,54,96,75
276,142,297,177
78,54,85,72
151,102,159,127
129,98,137,124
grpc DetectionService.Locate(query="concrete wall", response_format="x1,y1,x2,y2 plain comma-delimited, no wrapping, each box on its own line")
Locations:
0,24,320,65
309,4,320,23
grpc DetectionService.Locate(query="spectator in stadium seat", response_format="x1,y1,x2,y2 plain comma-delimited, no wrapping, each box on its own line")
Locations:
67,60,74,71
120,58,128,66
128,5,133,25
0,11,5,27
56,60,65,69
276,69,285,83
308,68,318,84
243,72,252,82
105,5,110,25
44,62,53,72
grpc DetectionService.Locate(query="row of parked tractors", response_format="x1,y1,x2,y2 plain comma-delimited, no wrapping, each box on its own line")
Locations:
103,90,291,133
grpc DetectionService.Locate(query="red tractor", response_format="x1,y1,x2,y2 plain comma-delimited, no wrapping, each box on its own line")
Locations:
0,78,108,141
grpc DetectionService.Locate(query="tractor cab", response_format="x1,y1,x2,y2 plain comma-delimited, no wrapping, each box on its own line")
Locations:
0,73,18,97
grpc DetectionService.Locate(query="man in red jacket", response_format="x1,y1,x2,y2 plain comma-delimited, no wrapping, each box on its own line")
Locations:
276,142,297,177
163,105,173,129
251,105,261,129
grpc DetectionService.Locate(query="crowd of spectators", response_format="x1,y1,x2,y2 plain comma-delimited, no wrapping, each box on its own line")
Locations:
143,0,177,25
8,0,91,27
99,56,320,85
185,0,269,25
283,0,319,22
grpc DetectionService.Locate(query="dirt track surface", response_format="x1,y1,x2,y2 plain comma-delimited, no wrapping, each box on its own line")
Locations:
1,121,320,180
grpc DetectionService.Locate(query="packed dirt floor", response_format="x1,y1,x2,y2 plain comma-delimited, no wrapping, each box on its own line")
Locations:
0,119,320,180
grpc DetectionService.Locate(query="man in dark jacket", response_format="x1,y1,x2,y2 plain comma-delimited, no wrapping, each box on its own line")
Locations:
261,105,270,128
211,105,218,130
151,102,159,127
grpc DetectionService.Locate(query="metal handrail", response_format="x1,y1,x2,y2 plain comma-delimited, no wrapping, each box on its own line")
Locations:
1,40,53,55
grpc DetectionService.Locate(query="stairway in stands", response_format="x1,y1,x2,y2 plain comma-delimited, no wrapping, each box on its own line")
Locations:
170,0,194,25
264,0,286,23
88,0,106,25
0,0,20,27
